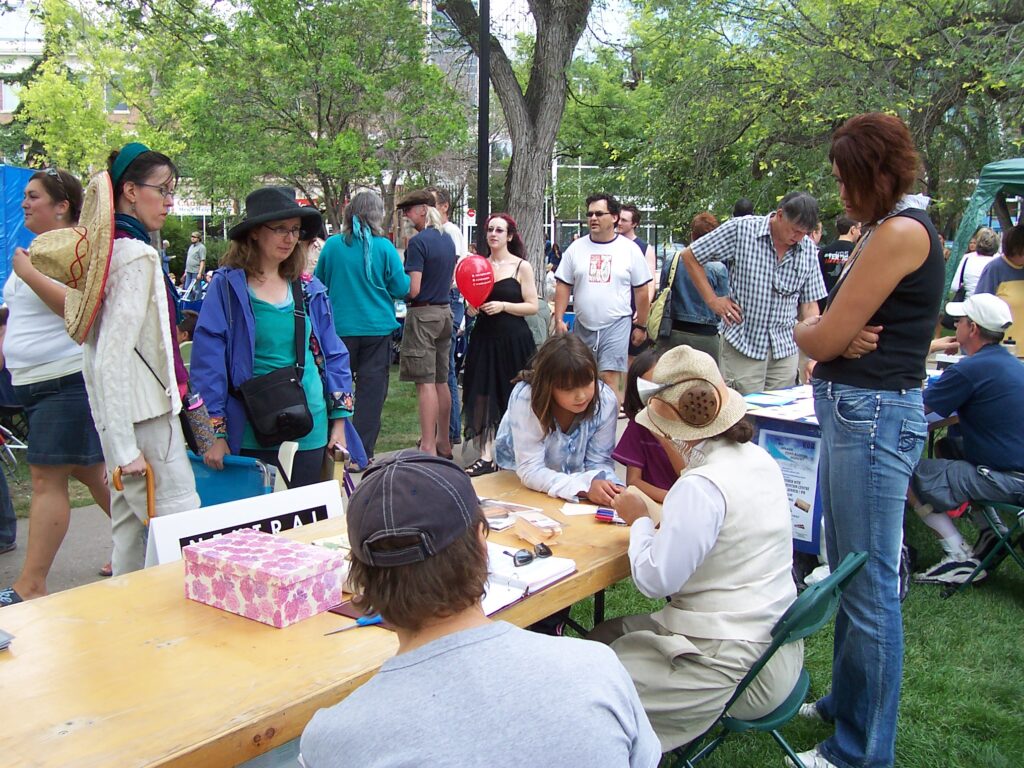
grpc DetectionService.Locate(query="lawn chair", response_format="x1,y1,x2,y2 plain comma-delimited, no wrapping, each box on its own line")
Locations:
188,453,273,507
946,502,1024,597
674,550,869,768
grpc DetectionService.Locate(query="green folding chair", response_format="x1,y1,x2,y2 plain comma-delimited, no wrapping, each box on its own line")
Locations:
947,502,1024,597
674,551,868,768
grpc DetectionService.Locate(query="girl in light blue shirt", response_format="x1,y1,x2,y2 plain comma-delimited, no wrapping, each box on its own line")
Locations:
494,335,622,504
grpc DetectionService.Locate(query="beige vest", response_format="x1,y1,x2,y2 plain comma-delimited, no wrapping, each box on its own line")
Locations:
653,439,796,642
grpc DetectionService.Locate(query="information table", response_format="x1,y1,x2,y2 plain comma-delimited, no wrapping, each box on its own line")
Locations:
0,471,631,768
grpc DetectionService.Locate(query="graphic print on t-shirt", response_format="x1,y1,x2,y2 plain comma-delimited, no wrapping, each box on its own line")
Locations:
588,253,611,283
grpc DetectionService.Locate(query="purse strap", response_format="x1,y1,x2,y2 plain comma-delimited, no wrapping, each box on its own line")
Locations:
664,251,682,291
290,279,306,377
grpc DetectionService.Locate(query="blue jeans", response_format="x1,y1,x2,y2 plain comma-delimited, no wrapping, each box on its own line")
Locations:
0,469,15,547
812,380,927,768
448,288,465,442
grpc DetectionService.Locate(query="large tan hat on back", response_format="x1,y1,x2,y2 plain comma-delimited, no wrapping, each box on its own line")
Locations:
636,345,748,442
29,171,114,344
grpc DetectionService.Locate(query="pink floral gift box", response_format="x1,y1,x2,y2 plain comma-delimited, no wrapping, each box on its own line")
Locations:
183,528,347,628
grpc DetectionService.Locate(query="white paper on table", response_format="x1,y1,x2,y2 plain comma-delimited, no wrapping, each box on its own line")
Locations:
561,502,602,516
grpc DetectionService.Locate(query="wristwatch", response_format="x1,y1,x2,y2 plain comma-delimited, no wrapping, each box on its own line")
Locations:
632,323,649,334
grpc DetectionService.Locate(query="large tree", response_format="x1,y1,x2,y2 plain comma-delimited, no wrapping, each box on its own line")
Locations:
442,0,592,280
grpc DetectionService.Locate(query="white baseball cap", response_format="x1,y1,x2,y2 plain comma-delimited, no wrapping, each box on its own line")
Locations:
944,293,1013,333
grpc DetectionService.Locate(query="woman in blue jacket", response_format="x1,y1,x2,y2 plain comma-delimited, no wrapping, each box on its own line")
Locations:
191,187,360,487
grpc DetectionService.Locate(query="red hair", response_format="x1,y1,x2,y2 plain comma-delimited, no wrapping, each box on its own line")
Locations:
829,112,920,224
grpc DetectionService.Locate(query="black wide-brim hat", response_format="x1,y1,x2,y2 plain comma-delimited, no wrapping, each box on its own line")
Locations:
228,186,323,241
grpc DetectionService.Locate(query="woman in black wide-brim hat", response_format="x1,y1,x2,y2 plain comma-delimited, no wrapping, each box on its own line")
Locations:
191,186,362,487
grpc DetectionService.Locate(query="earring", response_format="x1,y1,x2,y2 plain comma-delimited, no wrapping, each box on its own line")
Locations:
56,214,63,220
130,202,137,214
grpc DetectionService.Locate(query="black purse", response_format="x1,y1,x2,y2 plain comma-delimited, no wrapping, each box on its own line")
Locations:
234,281,313,447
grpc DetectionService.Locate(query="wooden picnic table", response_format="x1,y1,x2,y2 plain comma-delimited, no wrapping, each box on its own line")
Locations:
0,471,630,768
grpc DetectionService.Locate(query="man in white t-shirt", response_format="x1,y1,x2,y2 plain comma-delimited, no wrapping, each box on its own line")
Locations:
299,451,660,768
553,193,653,391
428,187,469,446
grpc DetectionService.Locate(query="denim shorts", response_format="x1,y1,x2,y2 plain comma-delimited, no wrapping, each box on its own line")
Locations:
14,372,105,466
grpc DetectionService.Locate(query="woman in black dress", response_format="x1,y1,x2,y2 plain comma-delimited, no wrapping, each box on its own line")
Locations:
462,213,539,476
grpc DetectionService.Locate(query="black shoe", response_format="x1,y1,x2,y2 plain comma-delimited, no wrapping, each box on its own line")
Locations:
465,459,497,477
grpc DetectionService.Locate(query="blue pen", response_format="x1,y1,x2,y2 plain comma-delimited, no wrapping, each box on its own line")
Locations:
324,614,383,636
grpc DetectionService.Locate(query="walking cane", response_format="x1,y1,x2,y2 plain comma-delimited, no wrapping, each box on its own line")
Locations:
112,461,156,526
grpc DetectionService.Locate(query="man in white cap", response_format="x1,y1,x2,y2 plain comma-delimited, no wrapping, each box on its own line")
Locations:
910,293,1024,585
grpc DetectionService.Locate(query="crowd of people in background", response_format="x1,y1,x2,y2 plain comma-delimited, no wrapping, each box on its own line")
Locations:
1,112,1023,768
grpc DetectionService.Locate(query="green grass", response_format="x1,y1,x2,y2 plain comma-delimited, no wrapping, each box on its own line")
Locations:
563,516,1024,768
374,365,427,455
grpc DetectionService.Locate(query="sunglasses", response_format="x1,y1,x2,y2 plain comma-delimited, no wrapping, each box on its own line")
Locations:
503,543,552,567
45,166,68,200
586,210,610,218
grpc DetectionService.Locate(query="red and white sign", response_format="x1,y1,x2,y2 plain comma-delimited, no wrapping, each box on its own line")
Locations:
466,208,476,224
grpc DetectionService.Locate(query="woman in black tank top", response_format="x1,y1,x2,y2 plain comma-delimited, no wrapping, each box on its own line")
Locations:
792,113,943,768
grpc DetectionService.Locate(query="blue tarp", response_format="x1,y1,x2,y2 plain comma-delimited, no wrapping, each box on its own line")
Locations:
0,164,37,290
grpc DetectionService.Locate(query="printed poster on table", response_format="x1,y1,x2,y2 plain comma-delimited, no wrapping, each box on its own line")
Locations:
757,429,820,543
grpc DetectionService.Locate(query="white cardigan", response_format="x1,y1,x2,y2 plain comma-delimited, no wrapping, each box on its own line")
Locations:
82,238,181,467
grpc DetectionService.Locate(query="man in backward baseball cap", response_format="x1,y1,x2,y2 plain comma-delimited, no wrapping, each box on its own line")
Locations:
909,292,1024,586
299,450,659,767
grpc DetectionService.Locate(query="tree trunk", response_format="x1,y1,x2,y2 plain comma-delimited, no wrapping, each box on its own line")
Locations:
442,0,592,293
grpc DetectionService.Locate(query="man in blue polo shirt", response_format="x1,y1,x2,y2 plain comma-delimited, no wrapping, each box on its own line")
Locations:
910,293,1024,585
397,189,457,459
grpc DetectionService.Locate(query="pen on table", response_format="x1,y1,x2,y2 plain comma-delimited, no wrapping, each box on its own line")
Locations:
324,614,383,636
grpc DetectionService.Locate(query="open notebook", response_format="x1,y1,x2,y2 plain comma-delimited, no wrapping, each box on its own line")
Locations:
481,541,576,616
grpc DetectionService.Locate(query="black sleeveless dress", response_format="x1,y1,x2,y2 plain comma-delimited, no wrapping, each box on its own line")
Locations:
461,263,537,440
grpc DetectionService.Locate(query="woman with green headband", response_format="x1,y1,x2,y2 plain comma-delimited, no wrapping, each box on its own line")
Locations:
93,142,199,575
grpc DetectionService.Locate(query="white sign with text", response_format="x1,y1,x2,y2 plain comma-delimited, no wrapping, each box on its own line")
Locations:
144,481,344,567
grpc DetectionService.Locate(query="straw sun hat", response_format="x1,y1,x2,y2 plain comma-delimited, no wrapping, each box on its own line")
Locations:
28,171,114,344
635,345,748,442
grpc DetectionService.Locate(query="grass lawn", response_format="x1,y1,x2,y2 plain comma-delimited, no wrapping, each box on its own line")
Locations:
376,369,1024,767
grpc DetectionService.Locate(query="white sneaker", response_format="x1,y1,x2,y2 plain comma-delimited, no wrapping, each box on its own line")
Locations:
798,702,823,721
913,554,985,585
784,747,841,768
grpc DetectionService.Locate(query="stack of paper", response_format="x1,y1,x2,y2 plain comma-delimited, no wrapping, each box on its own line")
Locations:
481,541,576,616
0,628,14,652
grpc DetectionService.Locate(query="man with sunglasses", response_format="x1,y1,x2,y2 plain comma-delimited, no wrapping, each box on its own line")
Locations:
909,293,1024,585
554,193,653,394
680,191,826,394
300,451,660,767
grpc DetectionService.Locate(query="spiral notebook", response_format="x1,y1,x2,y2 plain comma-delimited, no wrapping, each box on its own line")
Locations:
481,541,576,616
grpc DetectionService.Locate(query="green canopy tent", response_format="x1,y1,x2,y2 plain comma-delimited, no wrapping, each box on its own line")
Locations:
947,158,1024,291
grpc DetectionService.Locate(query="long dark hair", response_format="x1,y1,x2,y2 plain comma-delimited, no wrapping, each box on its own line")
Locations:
485,213,526,258
519,335,600,434
624,348,661,421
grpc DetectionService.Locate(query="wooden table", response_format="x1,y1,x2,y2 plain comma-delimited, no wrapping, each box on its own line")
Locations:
0,471,631,768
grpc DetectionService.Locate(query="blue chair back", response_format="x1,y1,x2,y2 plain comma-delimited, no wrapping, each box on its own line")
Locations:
188,453,273,507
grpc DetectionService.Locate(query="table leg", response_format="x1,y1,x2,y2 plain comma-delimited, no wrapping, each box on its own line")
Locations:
594,589,605,625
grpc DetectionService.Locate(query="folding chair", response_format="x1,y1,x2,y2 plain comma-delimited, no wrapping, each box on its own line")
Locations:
675,551,868,768
947,502,1024,597
188,453,273,507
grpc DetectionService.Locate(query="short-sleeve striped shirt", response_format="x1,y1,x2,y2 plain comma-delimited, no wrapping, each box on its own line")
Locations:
690,214,826,360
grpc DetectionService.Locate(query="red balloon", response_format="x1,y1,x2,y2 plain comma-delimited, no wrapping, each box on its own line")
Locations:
455,255,495,308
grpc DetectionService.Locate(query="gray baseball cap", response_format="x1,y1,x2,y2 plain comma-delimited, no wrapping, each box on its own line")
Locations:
346,450,480,567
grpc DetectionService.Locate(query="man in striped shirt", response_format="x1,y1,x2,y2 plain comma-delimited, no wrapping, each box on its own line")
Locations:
680,191,827,393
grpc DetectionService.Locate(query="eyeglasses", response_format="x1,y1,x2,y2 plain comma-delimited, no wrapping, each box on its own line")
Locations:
137,183,176,200
263,224,302,239
503,543,552,567
586,210,610,218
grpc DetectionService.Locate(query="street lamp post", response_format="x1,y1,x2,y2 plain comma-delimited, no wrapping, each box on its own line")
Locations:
476,0,489,252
